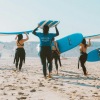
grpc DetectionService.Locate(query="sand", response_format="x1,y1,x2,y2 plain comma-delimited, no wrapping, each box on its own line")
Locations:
0,57,100,100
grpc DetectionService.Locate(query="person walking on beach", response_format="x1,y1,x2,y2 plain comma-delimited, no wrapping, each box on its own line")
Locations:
51,37,61,74
14,32,29,71
32,25,59,79
78,38,91,76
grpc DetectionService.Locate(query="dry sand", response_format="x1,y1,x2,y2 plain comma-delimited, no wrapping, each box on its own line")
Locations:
0,57,100,100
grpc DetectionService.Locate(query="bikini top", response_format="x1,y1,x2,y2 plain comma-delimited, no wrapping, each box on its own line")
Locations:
17,41,24,46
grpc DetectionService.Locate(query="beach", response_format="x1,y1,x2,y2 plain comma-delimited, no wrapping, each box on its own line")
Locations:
0,57,100,100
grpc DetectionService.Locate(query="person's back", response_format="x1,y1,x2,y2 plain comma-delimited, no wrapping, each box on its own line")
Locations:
16,39,24,48
51,41,56,50
51,38,61,74
80,39,91,53
32,25,59,79
79,38,91,76
14,32,29,71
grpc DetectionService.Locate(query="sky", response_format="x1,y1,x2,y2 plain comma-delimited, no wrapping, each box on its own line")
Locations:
0,0,100,42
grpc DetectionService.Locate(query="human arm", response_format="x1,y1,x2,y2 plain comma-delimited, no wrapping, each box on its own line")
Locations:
55,26,59,36
15,35,18,40
32,27,38,35
32,24,40,35
23,32,29,42
87,39,91,47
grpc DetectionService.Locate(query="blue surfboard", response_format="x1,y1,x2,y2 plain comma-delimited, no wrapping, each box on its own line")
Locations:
57,33,83,53
39,20,59,29
0,30,32,35
87,48,100,62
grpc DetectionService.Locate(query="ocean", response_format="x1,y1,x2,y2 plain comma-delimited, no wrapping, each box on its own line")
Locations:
0,41,100,58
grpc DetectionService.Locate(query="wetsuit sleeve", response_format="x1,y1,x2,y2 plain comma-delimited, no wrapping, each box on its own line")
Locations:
55,26,59,36
32,27,38,35
87,39,91,47
50,26,59,37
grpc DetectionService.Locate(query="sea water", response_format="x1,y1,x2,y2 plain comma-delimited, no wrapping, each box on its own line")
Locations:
0,41,100,58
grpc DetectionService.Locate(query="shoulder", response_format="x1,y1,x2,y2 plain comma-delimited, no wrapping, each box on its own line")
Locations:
49,33,55,35
35,32,42,36
49,33,56,37
80,43,83,46
79,43,84,48
20,39,24,43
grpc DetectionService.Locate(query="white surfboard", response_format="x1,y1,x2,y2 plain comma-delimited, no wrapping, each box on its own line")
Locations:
84,34,100,39
38,20,60,29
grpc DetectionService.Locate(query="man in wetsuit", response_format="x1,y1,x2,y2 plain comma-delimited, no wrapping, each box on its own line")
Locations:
32,25,59,79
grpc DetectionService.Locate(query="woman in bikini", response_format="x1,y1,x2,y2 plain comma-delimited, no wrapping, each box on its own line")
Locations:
51,37,60,74
14,32,29,71
79,38,91,76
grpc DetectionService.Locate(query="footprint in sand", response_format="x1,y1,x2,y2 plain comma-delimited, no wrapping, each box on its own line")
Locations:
39,83,45,87
18,92,24,95
30,89,36,92
0,88,4,90
17,97,27,100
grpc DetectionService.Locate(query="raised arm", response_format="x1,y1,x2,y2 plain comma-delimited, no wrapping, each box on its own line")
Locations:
55,26,59,36
32,24,40,35
32,27,39,35
15,35,18,40
23,32,29,42
87,39,91,47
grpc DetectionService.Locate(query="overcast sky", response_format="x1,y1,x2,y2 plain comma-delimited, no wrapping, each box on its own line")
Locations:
0,0,100,42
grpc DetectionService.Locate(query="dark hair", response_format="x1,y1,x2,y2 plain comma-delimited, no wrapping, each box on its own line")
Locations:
43,25,49,29
82,38,87,48
18,34,23,42
43,25,49,33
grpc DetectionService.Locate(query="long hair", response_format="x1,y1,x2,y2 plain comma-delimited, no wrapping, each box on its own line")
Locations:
82,38,87,48
18,34,23,42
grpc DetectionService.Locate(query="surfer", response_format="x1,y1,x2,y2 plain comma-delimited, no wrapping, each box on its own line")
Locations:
51,37,61,74
32,25,59,79
78,38,91,76
14,32,29,71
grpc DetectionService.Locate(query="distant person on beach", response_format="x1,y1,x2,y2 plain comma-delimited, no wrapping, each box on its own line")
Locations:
32,25,59,79
51,37,61,74
14,32,29,71
78,38,91,76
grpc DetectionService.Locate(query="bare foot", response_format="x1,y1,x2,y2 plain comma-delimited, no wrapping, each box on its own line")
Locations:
84,72,90,76
48,74,52,78
56,71,58,75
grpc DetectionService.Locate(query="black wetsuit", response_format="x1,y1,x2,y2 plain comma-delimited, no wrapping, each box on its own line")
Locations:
32,26,59,77
40,46,52,76
79,52,87,75
14,42,25,71
58,55,62,67
52,50,59,71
